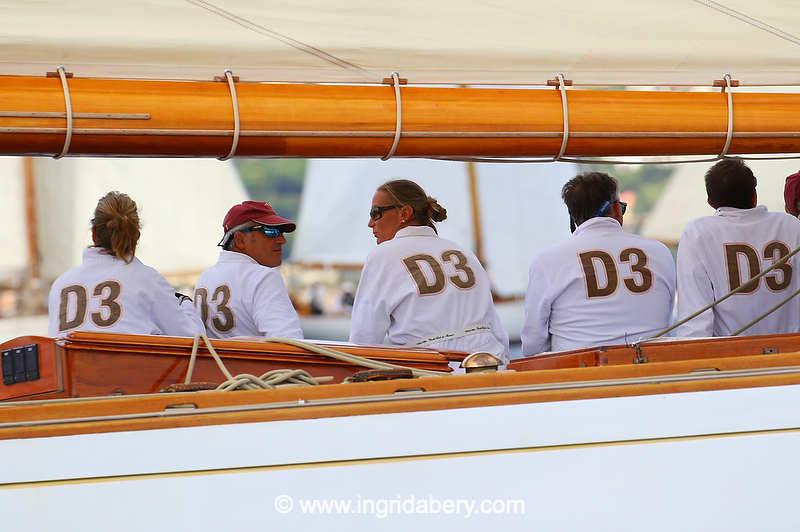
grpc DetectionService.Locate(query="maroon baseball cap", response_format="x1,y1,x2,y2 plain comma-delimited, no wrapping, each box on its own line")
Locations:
223,200,296,232
785,171,800,216
218,201,296,247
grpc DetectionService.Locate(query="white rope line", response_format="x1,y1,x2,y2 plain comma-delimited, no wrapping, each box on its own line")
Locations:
54,66,73,159
219,69,241,160
259,337,449,378
382,72,403,161
719,73,734,158
555,73,570,160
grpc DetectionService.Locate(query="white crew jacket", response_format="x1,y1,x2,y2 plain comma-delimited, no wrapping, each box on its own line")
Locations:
194,250,303,339
521,217,676,355
349,226,510,361
676,206,800,337
48,247,204,337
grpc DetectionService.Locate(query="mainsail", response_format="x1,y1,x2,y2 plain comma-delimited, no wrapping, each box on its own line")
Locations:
1,1,798,85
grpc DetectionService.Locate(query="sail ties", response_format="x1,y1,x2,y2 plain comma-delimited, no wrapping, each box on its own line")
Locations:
435,73,747,166
382,72,403,161
554,73,570,160
719,73,735,158
54,66,73,159
218,69,241,160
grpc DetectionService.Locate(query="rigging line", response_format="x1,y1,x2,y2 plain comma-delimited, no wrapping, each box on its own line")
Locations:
185,0,371,78
693,0,800,47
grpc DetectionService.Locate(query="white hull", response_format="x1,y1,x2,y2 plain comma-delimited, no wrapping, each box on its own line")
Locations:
2,383,798,530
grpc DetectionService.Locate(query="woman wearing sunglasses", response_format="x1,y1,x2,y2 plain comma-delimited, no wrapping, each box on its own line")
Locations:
48,191,204,337
349,179,509,363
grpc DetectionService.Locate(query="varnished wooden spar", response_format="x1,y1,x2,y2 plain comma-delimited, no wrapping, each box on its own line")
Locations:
2,75,800,158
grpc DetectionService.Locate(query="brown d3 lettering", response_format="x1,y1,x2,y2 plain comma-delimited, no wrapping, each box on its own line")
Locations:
579,251,618,298
725,244,761,293
403,254,447,295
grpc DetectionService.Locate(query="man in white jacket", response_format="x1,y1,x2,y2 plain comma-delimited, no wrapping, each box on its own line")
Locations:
676,158,800,337
195,201,303,339
521,172,676,355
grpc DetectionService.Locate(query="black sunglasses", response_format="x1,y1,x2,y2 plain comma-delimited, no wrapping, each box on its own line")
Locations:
369,204,400,221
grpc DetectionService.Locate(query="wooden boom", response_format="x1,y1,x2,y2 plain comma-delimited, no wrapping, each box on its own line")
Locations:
1,75,800,158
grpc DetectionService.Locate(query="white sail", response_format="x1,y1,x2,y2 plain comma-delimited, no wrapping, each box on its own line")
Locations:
1,1,799,85
29,158,247,281
0,158,28,284
292,159,576,298
641,158,799,244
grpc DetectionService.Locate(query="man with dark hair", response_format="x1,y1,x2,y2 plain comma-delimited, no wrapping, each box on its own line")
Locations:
521,172,676,355
676,158,800,337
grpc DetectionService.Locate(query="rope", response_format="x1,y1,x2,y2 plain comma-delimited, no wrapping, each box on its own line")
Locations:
719,73,734,158
555,73,570,160
217,369,323,391
381,72,402,161
183,334,448,392
260,337,449,378
731,285,800,336
54,66,73,159
184,334,327,391
638,242,800,344
218,69,240,161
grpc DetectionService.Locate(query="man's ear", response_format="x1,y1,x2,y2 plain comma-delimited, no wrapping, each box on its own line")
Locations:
752,190,758,208
231,231,246,251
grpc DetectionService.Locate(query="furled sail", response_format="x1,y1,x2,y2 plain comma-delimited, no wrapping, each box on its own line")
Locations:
1,1,799,86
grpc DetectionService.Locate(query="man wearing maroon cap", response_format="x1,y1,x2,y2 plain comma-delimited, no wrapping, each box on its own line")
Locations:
784,170,800,218
194,201,303,339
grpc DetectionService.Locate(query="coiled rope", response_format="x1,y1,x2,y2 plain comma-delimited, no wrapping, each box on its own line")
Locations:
184,334,449,391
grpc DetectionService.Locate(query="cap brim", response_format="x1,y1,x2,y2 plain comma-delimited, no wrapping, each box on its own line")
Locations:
250,214,296,233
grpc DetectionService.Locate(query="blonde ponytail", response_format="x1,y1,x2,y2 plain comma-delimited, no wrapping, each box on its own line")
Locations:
91,191,141,263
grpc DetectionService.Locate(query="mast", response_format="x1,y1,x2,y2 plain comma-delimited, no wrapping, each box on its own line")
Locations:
465,161,486,267
20,156,42,315
22,157,40,282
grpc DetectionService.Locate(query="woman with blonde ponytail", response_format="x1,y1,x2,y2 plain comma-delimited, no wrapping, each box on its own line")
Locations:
47,191,204,337
349,179,509,363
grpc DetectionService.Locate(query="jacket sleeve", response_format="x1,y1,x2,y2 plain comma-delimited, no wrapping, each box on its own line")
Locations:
150,273,206,337
675,226,715,337
349,257,392,345
520,258,552,355
488,304,511,362
251,270,304,339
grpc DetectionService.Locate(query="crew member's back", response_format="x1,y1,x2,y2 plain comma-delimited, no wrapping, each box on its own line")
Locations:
677,159,800,337
522,172,676,355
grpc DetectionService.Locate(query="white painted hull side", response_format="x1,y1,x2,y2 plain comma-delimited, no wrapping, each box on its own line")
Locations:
2,384,799,531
